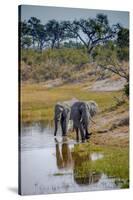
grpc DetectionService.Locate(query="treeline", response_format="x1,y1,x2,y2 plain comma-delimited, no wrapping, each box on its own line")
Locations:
20,14,129,95
20,14,129,56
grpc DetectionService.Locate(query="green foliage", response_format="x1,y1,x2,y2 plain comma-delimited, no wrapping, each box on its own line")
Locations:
21,48,89,82
72,144,129,188
65,14,117,55
117,47,129,61
92,42,118,65
124,83,129,97
117,27,129,48
116,27,129,61
20,14,122,54
21,36,32,49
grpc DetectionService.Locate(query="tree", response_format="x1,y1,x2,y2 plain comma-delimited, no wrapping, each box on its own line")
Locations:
64,14,118,56
28,17,41,48
27,17,50,51
35,24,49,51
45,20,71,49
117,27,129,48
95,43,129,81
93,24,129,96
116,27,129,61
20,21,31,48
21,37,32,49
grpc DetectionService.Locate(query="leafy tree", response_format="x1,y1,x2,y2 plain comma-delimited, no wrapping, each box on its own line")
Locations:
95,45,129,81
20,21,31,48
45,20,73,49
21,37,32,49
116,27,129,61
27,17,50,51
117,27,129,48
28,17,41,48
64,14,118,56
35,24,49,51
124,83,129,97
94,34,129,96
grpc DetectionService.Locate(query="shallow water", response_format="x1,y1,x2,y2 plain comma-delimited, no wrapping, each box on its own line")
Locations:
19,121,120,195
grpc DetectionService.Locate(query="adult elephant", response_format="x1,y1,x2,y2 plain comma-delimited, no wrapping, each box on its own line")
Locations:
54,102,71,136
70,101,98,142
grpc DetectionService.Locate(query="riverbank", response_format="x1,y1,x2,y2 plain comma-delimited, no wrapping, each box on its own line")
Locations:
20,82,129,189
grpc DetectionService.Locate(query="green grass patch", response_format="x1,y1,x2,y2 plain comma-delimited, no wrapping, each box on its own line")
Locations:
72,142,129,188
21,83,123,122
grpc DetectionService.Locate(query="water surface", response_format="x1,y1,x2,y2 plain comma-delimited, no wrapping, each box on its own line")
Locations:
20,121,120,195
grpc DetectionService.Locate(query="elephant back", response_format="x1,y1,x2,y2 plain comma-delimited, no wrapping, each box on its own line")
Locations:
70,102,83,120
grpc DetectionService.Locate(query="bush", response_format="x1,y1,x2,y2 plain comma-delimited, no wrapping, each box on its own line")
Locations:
117,47,129,61
124,83,129,97
21,48,89,82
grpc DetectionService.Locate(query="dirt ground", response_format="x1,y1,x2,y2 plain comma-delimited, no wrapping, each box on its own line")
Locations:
89,106,129,147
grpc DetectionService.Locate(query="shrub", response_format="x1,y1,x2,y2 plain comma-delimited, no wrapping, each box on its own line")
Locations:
124,83,129,97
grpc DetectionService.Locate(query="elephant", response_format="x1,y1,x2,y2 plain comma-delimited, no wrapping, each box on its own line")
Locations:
54,102,71,136
70,101,98,142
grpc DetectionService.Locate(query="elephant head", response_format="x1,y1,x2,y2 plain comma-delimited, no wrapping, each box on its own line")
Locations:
86,101,98,118
80,101,98,123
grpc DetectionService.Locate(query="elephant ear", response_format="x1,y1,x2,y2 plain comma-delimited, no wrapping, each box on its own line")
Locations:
54,103,64,120
55,103,64,112
62,106,70,118
87,101,98,117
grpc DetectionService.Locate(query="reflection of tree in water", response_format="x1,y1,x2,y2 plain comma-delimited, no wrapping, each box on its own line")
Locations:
55,138,101,185
55,137,73,169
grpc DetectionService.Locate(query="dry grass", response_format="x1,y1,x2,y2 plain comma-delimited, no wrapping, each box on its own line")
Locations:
21,83,123,122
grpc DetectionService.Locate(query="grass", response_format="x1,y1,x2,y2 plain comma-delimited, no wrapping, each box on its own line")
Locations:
20,83,123,122
53,172,72,176
53,173,65,176
72,142,129,188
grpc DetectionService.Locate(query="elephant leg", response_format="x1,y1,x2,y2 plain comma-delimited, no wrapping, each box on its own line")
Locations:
82,121,91,139
85,125,90,139
60,116,64,136
85,123,92,139
61,116,67,136
75,127,79,142
54,119,59,136
79,123,85,142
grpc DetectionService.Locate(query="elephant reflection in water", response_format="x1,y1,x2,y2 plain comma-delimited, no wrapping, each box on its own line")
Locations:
55,137,74,169
55,139,101,185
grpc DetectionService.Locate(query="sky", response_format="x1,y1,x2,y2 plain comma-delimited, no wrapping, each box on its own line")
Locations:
20,5,129,28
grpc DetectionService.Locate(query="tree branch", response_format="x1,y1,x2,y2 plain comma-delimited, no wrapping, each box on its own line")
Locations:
66,24,88,48
99,65,129,81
